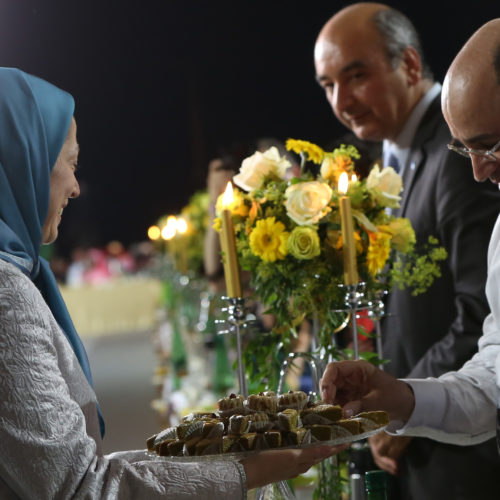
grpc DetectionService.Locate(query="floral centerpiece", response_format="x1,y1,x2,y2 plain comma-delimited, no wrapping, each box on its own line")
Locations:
213,140,446,370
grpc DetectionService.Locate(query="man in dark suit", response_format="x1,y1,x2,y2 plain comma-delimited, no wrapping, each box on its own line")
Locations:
314,4,500,499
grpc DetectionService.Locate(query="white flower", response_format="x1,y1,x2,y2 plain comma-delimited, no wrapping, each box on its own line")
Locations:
233,147,290,192
366,165,402,208
285,181,333,225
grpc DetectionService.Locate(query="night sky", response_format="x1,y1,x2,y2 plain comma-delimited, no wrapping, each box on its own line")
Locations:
0,0,497,257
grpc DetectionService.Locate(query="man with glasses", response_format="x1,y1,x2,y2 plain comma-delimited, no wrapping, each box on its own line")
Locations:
321,14,500,487
448,140,500,170
314,4,500,499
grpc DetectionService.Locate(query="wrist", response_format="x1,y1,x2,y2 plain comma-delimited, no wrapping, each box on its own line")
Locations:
397,381,415,423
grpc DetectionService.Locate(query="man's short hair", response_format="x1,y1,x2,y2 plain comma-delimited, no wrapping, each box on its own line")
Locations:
373,8,433,81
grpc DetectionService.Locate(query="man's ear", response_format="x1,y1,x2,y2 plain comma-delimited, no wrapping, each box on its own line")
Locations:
401,46,422,86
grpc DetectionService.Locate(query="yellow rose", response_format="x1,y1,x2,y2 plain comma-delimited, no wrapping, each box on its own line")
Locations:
287,226,321,260
380,218,416,253
285,181,333,225
233,147,290,192
366,165,402,208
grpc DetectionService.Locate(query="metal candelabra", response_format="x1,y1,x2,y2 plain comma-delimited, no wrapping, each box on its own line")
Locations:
215,296,250,397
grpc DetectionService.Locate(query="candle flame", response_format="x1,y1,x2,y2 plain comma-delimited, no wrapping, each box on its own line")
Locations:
222,182,234,208
338,172,349,194
176,217,188,234
147,225,161,241
351,174,358,183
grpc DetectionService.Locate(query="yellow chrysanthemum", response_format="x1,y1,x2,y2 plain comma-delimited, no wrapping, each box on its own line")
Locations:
333,231,363,255
249,217,289,262
320,154,353,185
212,217,221,233
286,139,324,164
366,231,392,276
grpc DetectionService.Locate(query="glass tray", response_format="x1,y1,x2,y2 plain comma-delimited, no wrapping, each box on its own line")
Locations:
147,424,387,463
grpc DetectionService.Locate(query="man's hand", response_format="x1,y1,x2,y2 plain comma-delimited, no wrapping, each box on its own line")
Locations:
368,433,412,475
240,444,348,489
320,360,415,422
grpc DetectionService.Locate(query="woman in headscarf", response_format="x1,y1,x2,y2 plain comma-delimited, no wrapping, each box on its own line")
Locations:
0,67,342,499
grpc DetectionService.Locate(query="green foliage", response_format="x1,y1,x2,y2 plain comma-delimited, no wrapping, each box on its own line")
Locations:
389,236,448,295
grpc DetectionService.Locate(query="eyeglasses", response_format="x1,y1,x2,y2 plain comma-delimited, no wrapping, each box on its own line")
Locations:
447,139,500,161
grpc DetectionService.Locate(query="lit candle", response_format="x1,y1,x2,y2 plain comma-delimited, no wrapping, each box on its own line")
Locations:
219,182,242,297
338,172,358,285
176,217,189,274
162,215,177,257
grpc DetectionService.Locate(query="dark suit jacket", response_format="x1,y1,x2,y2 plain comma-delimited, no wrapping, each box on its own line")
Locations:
381,95,500,500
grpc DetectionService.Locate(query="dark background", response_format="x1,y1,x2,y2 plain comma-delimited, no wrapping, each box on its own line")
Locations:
0,0,497,257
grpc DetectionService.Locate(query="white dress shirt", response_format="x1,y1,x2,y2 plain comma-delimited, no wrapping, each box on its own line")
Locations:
388,213,500,445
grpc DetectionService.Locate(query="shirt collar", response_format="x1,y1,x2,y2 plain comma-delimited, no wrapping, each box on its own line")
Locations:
383,82,442,171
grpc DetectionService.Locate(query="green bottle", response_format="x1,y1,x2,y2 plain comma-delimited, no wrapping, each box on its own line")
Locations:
364,470,388,500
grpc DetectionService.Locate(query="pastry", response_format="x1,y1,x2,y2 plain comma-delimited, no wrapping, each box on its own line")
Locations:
157,439,176,456
307,424,334,441
247,391,278,412
217,393,246,412
284,427,311,446
239,432,258,451
278,390,308,410
278,408,302,432
334,418,361,435
166,439,185,456
300,403,342,423
355,411,389,427
228,414,251,435
264,430,282,448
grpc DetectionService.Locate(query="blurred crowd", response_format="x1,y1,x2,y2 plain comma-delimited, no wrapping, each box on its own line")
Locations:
47,240,157,286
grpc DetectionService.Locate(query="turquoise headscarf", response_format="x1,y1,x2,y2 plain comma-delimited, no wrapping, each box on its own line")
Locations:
0,68,104,437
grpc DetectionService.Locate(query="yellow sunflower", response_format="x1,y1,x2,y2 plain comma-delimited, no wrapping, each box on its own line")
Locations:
286,139,325,164
249,217,289,262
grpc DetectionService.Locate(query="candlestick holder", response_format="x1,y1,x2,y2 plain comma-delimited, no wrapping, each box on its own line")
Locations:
365,289,387,369
277,350,325,400
334,282,368,360
215,296,252,397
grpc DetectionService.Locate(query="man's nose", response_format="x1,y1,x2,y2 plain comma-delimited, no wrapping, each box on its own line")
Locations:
470,155,496,182
332,83,354,115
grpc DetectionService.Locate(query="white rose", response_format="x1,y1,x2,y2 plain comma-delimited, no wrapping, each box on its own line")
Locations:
285,181,333,225
233,146,290,192
366,165,402,208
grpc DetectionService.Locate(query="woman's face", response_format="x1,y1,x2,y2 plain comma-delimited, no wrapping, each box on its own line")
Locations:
41,117,80,245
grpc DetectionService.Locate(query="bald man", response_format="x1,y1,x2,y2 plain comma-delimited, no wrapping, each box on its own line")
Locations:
315,4,500,499
320,17,500,500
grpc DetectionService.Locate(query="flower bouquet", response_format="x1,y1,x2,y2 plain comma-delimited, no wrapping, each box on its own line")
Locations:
213,140,446,367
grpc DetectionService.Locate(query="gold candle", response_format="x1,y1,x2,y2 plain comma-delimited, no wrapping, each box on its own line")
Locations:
161,215,177,258
338,172,358,285
176,217,189,274
219,182,242,297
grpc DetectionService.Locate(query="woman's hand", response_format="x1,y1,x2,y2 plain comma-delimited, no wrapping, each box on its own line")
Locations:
240,444,348,489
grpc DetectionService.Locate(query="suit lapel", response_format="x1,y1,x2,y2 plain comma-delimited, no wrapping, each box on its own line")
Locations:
398,149,425,216
396,94,442,217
